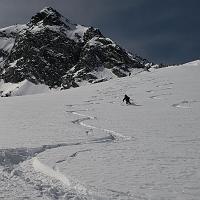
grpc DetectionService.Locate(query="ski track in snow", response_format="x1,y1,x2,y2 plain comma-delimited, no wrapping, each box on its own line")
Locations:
0,102,133,199
67,109,132,142
145,80,174,100
172,100,200,109
156,82,174,88
146,87,172,93
55,149,92,165
150,93,172,100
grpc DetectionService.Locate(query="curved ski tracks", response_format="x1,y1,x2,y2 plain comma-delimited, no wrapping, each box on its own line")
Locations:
69,110,132,142
0,107,132,200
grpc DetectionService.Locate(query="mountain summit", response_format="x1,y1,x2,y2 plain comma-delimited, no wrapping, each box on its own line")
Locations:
0,7,150,95
29,7,72,28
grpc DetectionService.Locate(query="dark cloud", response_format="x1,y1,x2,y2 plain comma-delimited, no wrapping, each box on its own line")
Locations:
0,0,199,64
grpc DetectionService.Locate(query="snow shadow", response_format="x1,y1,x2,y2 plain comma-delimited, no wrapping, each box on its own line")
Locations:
172,100,200,109
0,143,81,168
146,87,172,93
150,93,172,100
156,82,174,88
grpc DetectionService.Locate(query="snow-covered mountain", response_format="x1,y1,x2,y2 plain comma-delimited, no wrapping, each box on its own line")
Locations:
0,60,200,199
0,7,150,97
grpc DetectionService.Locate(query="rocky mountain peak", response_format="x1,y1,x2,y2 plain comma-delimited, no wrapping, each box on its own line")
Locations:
0,7,151,96
28,7,71,28
40,6,60,15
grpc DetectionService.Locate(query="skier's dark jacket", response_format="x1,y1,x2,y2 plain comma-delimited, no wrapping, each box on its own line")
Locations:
123,95,131,104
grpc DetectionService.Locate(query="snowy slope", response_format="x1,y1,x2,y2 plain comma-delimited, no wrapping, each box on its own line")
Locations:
0,60,200,199
0,79,57,97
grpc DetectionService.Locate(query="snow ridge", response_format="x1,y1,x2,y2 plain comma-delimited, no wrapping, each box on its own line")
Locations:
0,144,107,199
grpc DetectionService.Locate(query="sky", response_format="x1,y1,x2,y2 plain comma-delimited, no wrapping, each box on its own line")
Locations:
0,0,199,65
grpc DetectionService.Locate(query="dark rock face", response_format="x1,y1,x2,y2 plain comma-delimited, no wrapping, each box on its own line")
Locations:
83,27,103,42
0,49,8,60
0,7,150,89
3,29,81,87
67,37,144,83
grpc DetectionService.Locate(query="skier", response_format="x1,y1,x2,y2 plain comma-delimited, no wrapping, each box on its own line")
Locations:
144,66,150,72
123,94,131,105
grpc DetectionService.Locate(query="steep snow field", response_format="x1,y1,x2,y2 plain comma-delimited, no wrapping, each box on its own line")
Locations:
0,60,200,199
0,80,54,97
